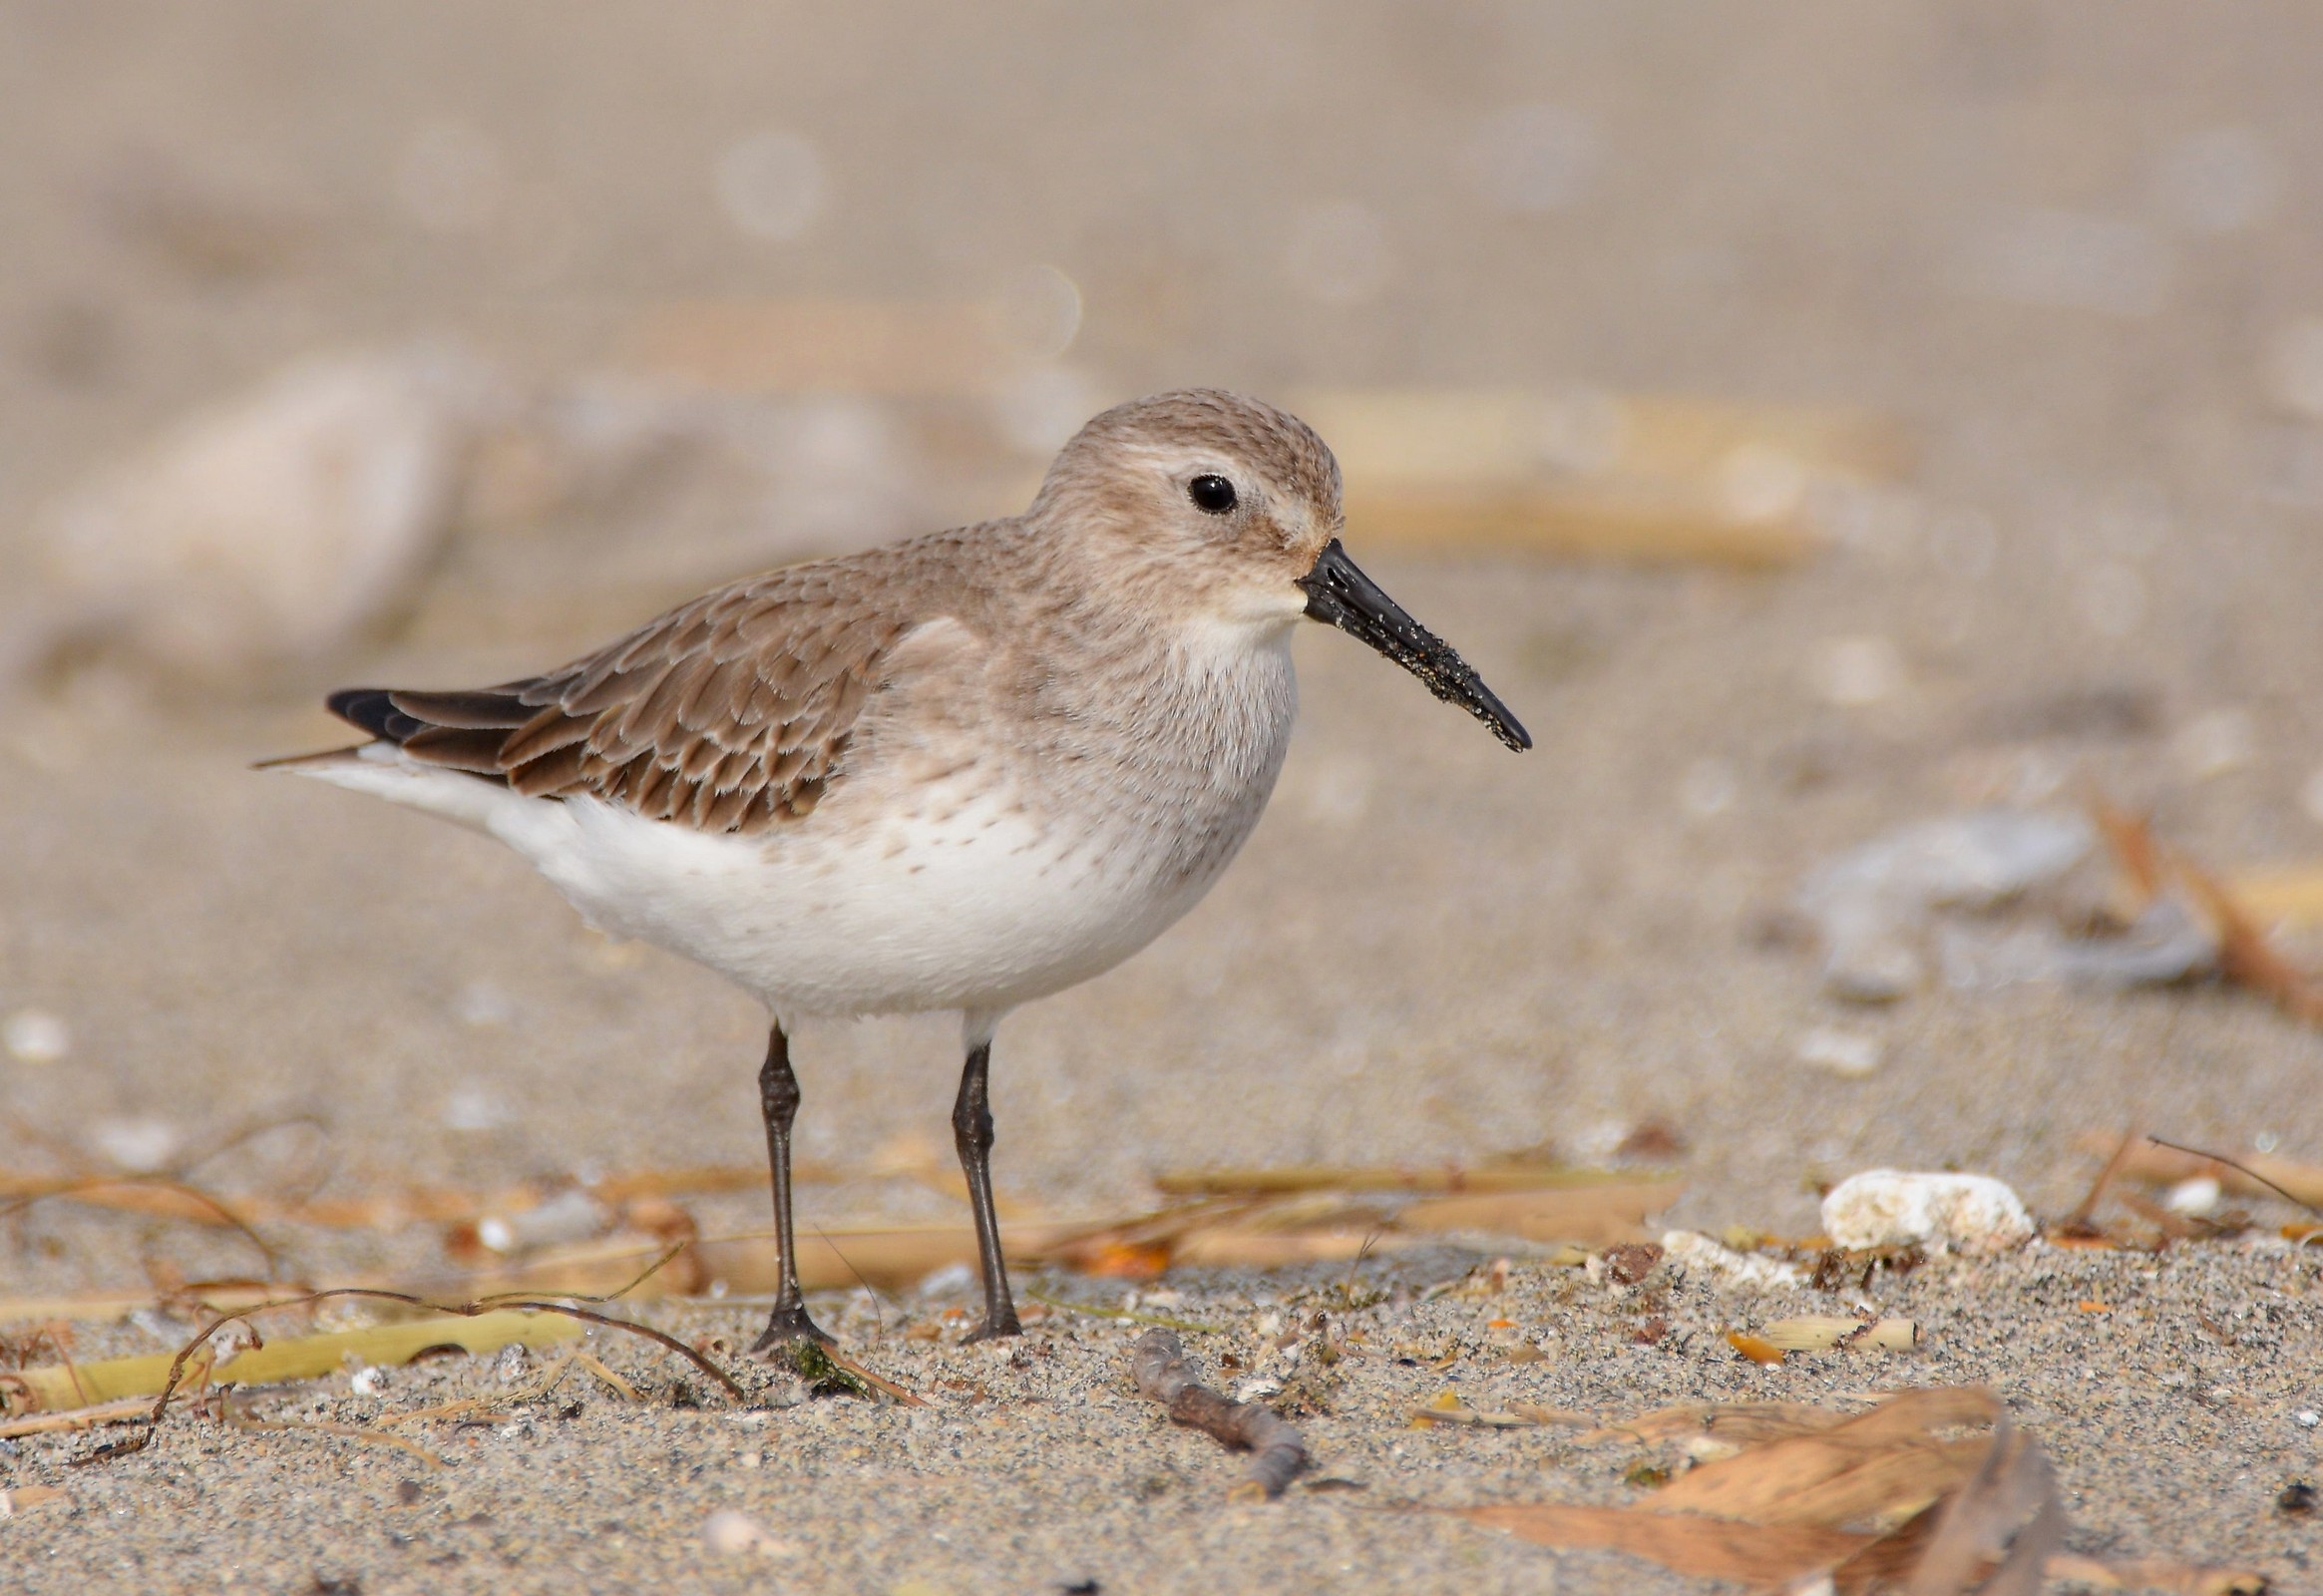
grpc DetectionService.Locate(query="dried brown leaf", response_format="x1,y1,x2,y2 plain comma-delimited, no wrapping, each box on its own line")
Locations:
2,1309,581,1414
2174,855,2323,1026
1903,1418,2065,1596
2225,864,2323,931
1152,1162,1645,1197
1400,1181,1684,1246
2092,1136,2323,1213
2093,801,2323,1028
1460,1388,2250,1596
1167,1229,1395,1270
0,1484,67,1515
1457,1504,1870,1583
2093,800,2165,906
2044,1552,2271,1595
1651,1391,1998,1528
1579,1400,1851,1447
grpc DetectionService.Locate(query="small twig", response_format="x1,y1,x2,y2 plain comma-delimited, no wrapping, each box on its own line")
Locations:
1024,1289,1224,1335
0,1109,99,1176
167,1112,331,1185
218,1386,447,1467
1336,1226,1385,1304
373,1347,586,1429
71,1284,746,1467
818,1347,926,1407
2145,1136,2323,1218
814,1225,889,1335
1129,1328,1307,1500
470,1241,694,1309
0,1177,286,1279
0,1395,155,1439
573,1350,640,1402
2062,1126,2140,1234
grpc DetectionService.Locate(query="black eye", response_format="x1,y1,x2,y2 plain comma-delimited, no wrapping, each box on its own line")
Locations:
1188,474,1238,515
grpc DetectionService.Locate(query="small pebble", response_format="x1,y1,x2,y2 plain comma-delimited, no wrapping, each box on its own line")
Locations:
2,1007,70,1064
477,1188,608,1254
702,1509,797,1557
1717,442,1810,524
2162,1177,2221,1218
442,1086,509,1131
916,1262,974,1298
1807,634,1904,707
1796,1025,1883,1078
453,982,515,1027
88,1116,180,1173
2171,707,2255,781
1678,757,1738,819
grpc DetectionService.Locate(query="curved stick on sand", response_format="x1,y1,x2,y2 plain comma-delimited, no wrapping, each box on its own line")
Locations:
1129,1328,1307,1499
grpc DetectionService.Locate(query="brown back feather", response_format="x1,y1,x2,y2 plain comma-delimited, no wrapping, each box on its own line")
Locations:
370,565,922,833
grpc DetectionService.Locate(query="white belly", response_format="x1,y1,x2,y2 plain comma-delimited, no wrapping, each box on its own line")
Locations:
296,622,1298,1021
487,767,1261,1020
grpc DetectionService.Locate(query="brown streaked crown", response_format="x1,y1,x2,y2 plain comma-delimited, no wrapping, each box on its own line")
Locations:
1033,389,1344,573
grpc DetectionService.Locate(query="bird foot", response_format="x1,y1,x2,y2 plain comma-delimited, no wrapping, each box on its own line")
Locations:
749,1301,835,1355
960,1307,1023,1345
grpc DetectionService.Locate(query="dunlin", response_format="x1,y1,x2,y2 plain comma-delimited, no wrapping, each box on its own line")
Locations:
277,389,1528,1348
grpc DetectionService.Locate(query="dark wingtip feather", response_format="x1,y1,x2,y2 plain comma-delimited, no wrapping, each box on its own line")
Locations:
327,687,425,744
386,687,537,730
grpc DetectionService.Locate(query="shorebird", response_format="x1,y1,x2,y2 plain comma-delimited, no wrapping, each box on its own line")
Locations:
276,389,1528,1349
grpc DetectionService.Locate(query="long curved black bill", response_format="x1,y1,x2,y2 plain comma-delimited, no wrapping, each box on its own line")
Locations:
1297,539,1531,752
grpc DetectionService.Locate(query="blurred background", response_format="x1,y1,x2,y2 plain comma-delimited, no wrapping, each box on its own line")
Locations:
2,1,2321,1277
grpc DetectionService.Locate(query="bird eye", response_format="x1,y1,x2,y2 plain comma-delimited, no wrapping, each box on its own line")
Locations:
1187,474,1238,515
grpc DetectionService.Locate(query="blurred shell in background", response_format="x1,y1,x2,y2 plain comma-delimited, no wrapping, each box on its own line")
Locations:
9,344,511,689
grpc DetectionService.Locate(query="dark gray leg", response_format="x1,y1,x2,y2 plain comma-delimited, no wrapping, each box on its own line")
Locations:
952,1040,1022,1342
749,1024,832,1352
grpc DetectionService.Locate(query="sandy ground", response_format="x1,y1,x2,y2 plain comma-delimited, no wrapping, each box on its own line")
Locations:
4,4,2323,1591
4,1247,2319,1593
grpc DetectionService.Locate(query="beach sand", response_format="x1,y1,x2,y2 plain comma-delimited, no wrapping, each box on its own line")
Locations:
3,5,2321,1590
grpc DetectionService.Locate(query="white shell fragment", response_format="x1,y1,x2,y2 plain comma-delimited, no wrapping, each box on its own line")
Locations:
1660,1230,1806,1289
1820,1170,2035,1255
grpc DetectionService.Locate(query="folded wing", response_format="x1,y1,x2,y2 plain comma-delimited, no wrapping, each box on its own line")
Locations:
330,573,914,834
